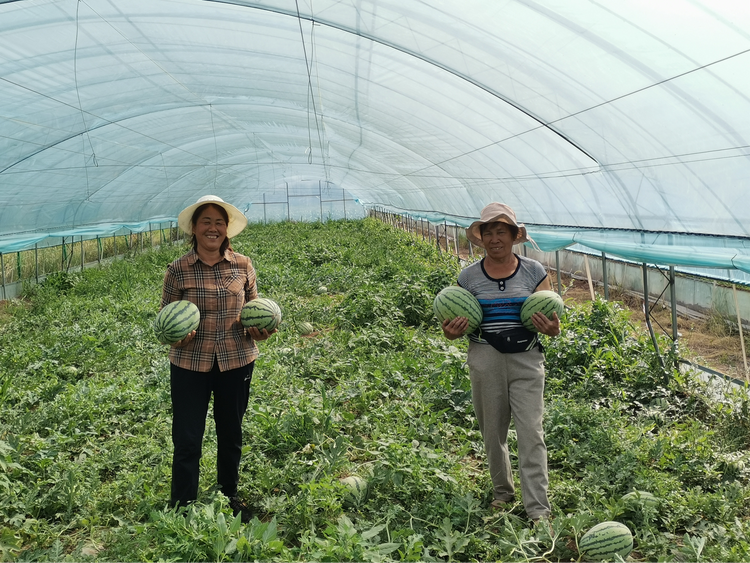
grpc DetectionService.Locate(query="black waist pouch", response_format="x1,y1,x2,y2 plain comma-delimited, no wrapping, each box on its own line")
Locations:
482,327,539,354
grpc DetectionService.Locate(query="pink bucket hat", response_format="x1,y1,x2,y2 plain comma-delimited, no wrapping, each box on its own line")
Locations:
466,202,535,249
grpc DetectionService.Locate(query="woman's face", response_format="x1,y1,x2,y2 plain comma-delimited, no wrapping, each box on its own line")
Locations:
481,222,516,261
192,205,228,254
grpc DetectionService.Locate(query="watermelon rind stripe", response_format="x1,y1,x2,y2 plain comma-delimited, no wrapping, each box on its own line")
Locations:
580,522,633,560
433,286,483,332
520,291,565,331
241,298,282,331
155,300,200,343
160,308,198,333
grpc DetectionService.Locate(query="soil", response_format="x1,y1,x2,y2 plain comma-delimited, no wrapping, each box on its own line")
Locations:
552,271,750,384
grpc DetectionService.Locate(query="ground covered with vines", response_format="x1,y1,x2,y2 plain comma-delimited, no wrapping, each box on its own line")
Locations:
0,218,748,562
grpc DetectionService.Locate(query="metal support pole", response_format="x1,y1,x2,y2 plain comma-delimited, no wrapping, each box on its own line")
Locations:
81,236,84,271
35,243,39,283
555,251,562,296
16,252,21,282
342,188,347,219
97,236,102,263
670,266,678,346
435,225,441,252
319,181,323,222
732,284,749,381
0,253,6,300
602,252,609,300
643,263,665,369
454,224,459,256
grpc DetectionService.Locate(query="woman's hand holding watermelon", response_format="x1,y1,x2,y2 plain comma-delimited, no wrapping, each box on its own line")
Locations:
170,330,196,348
442,316,468,340
245,326,277,341
529,311,560,337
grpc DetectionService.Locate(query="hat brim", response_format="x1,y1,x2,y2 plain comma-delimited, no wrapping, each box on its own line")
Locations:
466,215,528,249
177,199,248,238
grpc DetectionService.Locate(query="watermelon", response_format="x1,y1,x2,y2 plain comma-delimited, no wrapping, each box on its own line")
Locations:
317,286,328,294
579,521,633,561
340,475,368,507
241,298,282,331
622,490,659,508
154,300,200,344
520,290,565,332
299,321,314,335
433,286,483,334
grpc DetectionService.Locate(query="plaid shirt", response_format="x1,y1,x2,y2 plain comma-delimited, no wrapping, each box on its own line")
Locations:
161,248,259,372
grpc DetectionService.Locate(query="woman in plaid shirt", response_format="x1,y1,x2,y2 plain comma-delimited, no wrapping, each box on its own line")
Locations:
161,195,275,521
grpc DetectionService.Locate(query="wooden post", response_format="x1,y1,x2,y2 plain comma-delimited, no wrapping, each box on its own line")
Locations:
555,251,562,296
584,255,595,300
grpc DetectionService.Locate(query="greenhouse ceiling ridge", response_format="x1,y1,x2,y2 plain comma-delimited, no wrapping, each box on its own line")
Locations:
0,0,749,273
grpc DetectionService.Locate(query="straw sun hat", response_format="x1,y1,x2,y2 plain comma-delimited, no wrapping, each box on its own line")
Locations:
177,195,248,239
465,202,535,249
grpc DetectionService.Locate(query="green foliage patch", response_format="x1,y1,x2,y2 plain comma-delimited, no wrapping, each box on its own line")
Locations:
0,218,748,562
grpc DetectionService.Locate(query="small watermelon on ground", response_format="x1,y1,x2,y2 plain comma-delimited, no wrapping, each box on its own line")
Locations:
317,286,328,294
520,290,565,332
622,490,659,508
299,321,314,335
579,521,633,562
433,286,483,334
154,300,200,344
241,298,282,331
340,475,368,507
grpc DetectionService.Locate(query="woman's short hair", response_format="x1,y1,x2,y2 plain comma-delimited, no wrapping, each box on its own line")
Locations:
480,221,519,241
191,203,232,254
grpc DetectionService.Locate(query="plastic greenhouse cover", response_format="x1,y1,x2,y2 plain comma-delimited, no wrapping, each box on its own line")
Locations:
1,0,749,278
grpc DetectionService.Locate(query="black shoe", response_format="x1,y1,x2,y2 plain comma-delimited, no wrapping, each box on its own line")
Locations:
228,496,253,523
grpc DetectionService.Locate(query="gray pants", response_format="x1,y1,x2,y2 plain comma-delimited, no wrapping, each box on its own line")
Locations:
467,341,551,519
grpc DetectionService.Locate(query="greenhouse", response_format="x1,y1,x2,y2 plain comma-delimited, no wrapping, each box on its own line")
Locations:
1,1,750,562
1,0,749,272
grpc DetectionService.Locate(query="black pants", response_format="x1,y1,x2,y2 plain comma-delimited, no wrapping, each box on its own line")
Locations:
169,360,254,507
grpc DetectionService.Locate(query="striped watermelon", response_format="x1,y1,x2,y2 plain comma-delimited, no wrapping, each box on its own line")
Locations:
622,490,659,508
241,298,282,331
433,286,483,334
520,290,565,332
299,321,314,335
579,521,633,561
154,300,200,344
340,475,368,507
